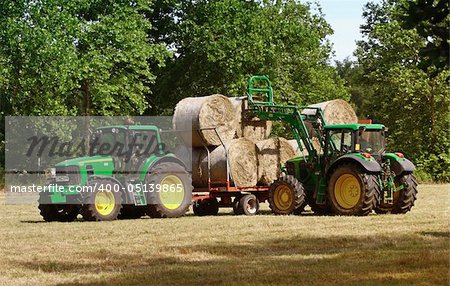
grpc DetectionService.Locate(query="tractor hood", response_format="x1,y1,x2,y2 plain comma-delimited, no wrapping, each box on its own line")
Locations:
54,156,115,182
56,155,113,168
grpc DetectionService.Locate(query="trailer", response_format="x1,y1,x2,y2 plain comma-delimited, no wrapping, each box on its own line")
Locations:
191,128,271,216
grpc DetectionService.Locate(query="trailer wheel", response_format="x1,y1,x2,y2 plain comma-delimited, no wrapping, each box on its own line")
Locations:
269,174,305,215
145,162,193,218
193,198,219,216
81,178,123,221
238,194,259,216
232,196,242,215
38,193,79,222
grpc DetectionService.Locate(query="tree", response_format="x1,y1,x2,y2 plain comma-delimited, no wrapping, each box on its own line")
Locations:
0,0,169,116
150,0,348,115
335,58,375,119
399,0,449,75
0,0,170,183
356,0,450,181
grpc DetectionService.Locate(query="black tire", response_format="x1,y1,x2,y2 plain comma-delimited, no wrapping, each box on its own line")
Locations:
232,196,242,215
375,174,418,214
81,178,124,221
38,193,79,222
269,174,305,215
118,205,146,219
327,164,379,216
238,194,259,216
193,198,219,216
145,162,193,218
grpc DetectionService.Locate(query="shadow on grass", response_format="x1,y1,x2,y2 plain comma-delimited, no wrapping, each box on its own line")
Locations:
14,233,449,286
21,209,322,223
420,231,450,238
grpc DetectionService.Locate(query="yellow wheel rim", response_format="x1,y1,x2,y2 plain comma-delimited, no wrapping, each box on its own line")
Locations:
159,175,184,210
273,185,293,211
95,191,116,216
334,174,361,209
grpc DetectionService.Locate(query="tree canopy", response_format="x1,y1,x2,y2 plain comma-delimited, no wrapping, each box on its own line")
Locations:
0,0,169,116
350,0,450,181
150,0,348,114
1,0,448,182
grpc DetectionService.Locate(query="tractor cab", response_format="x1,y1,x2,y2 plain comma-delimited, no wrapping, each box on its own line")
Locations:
91,125,164,178
324,123,386,162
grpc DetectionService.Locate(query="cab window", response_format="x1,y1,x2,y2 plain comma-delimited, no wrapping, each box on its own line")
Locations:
329,130,353,153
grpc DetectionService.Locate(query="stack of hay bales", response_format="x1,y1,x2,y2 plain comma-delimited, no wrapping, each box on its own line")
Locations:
229,97,272,143
257,138,295,185
174,95,259,187
174,95,358,187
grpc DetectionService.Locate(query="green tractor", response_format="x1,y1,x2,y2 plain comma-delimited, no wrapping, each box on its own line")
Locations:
247,75,417,216
38,125,193,222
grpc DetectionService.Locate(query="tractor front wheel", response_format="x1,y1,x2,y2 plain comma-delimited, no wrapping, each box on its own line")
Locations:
269,174,305,215
327,164,379,216
81,178,123,221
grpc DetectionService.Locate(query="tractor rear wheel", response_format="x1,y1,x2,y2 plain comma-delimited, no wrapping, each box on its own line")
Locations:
193,198,219,216
81,178,123,221
375,174,418,214
327,164,379,216
145,162,193,218
269,174,305,215
237,194,259,216
38,193,79,222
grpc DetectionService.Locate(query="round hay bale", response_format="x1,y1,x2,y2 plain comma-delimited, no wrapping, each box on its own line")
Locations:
207,138,258,187
229,97,272,142
173,94,237,147
302,99,357,125
174,145,208,187
257,137,296,185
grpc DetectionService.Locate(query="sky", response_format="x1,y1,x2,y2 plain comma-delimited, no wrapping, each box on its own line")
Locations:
314,0,380,62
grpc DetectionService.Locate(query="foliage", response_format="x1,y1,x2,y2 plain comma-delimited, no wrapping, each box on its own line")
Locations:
353,0,450,182
398,0,449,75
150,0,349,115
0,0,170,175
0,0,169,117
335,58,375,118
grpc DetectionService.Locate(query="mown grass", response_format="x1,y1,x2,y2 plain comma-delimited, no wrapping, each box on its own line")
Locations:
0,184,449,286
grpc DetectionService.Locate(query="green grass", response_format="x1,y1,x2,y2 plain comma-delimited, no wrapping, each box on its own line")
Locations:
0,184,449,286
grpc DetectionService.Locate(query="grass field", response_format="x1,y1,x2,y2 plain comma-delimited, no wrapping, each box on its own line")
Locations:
0,184,449,286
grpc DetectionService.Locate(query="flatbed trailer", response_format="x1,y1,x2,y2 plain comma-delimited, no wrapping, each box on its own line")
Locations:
190,128,272,215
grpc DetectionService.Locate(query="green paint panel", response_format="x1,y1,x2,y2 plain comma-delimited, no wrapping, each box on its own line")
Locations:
324,124,385,131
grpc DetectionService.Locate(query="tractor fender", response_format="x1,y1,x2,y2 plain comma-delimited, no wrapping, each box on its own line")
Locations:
327,154,381,177
389,158,415,176
87,175,134,204
146,154,187,173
